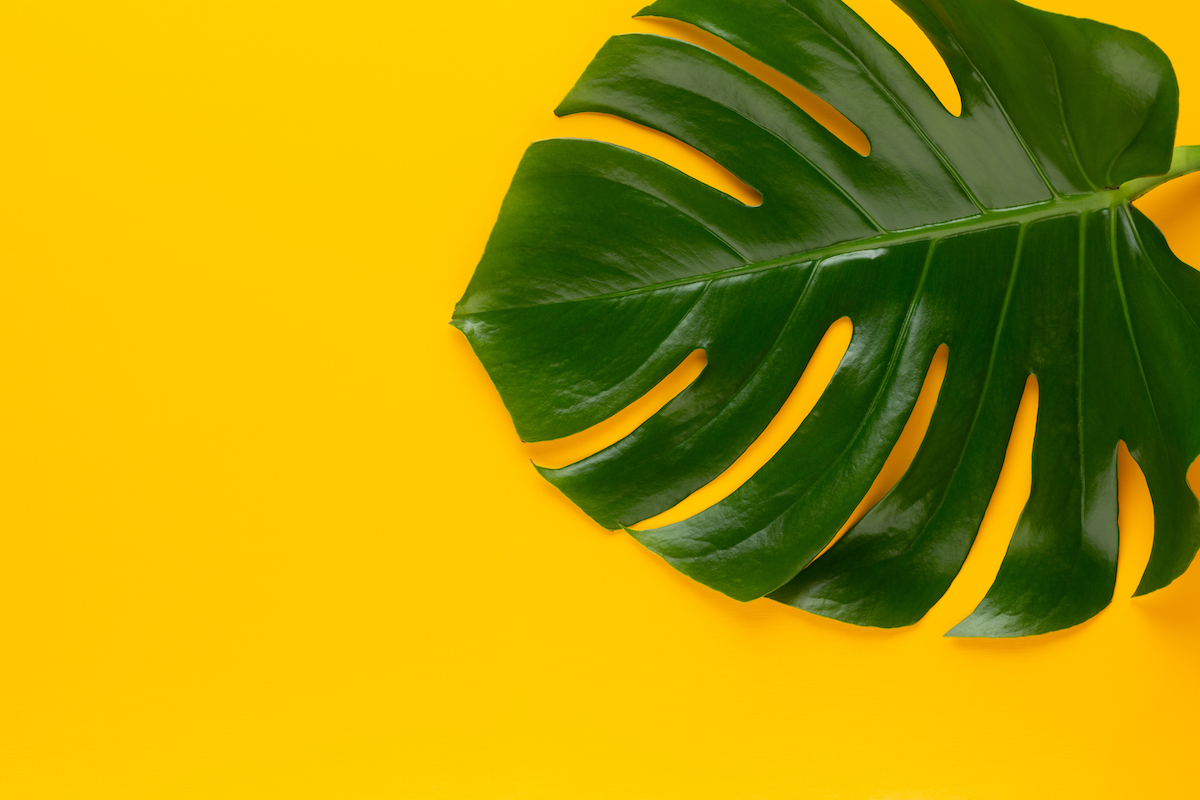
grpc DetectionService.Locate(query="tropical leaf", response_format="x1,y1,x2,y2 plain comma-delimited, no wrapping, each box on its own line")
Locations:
452,0,1200,636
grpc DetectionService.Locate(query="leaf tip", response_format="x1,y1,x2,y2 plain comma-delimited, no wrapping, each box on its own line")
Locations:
631,3,656,20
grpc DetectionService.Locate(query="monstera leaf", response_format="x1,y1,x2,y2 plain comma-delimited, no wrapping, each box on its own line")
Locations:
453,0,1200,636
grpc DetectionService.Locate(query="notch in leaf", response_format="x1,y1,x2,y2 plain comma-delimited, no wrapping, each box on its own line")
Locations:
452,0,1200,637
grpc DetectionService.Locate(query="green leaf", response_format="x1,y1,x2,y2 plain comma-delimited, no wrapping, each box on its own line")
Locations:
452,0,1200,637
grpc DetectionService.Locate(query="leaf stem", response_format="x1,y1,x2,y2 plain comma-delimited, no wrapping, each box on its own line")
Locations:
1118,145,1200,201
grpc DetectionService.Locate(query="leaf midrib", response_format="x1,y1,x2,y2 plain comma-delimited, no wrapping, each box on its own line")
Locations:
457,189,1124,317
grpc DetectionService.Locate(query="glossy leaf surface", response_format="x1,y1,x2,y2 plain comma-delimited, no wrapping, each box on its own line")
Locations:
452,0,1200,636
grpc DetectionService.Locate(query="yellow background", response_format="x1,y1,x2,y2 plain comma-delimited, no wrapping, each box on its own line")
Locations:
3,0,1200,797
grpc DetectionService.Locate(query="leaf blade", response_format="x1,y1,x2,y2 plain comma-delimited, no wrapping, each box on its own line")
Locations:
454,0,1200,636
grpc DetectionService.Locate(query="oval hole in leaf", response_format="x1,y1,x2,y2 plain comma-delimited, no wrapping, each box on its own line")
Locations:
809,342,950,563
636,317,855,529
842,0,962,116
1115,442,1155,598
545,113,763,206
526,349,708,470
630,16,872,156
935,374,1037,627
1189,452,1200,499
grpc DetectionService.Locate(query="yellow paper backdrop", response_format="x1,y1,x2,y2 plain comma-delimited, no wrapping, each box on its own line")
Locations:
3,0,1200,797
